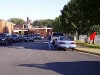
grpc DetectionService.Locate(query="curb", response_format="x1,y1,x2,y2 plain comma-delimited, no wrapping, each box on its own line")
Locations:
75,49,100,56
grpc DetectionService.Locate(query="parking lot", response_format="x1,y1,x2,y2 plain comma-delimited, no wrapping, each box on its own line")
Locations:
0,40,100,75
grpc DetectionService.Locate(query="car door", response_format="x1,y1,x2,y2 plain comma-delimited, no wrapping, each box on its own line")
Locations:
6,34,12,43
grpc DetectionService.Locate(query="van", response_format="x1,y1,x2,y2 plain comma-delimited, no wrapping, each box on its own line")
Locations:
50,32,64,45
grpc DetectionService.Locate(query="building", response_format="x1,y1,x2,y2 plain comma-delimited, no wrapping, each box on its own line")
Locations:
29,26,53,37
0,19,14,34
13,24,28,34
13,17,32,34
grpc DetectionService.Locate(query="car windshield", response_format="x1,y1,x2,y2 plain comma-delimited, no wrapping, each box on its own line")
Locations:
60,36,73,41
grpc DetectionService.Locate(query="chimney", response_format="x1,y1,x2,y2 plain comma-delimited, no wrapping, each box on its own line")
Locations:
27,17,29,24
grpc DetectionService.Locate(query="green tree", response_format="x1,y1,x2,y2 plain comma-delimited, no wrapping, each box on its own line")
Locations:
32,19,54,27
60,0,100,35
8,18,25,24
32,20,41,26
53,16,62,32
80,0,100,34
60,1,79,34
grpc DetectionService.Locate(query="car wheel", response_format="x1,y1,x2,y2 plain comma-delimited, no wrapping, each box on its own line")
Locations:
71,48,75,51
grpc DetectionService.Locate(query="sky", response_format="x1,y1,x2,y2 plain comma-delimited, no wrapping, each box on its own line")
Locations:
0,0,70,21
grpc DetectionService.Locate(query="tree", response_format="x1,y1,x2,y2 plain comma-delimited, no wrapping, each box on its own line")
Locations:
32,19,54,27
52,16,62,32
79,0,100,34
60,0,100,35
60,1,79,34
8,18,25,24
32,20,41,26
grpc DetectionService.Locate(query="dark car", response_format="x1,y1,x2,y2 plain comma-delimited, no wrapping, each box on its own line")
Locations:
0,33,12,45
18,35,24,42
11,34,20,42
34,34,42,40
23,34,34,42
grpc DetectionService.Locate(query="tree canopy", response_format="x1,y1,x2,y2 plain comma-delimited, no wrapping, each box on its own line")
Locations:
32,19,54,27
8,18,25,25
53,0,100,35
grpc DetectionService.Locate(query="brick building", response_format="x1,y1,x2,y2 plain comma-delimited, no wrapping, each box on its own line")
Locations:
29,26,53,37
13,24,28,34
13,24,53,37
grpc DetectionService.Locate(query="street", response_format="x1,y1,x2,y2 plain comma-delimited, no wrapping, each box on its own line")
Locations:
0,40,100,75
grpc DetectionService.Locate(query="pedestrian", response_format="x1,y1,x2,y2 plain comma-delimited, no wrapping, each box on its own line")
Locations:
47,32,52,49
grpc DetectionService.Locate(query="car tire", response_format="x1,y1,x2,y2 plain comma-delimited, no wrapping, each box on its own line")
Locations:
71,48,75,51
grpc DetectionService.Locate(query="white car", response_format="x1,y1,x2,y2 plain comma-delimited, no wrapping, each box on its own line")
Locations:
54,36,76,50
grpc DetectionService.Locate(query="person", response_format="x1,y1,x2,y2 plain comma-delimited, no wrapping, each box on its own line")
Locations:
47,32,52,49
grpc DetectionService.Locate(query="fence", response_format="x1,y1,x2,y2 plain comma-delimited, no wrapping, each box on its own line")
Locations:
78,35,100,45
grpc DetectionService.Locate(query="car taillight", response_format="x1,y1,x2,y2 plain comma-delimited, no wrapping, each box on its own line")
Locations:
59,42,65,44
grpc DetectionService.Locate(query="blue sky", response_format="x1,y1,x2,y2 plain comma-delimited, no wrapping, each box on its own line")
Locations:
0,0,70,21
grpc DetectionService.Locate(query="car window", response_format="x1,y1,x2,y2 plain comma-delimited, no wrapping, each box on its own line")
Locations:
52,32,64,37
60,36,73,41
7,35,11,38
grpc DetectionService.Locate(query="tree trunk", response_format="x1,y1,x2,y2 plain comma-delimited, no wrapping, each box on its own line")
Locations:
74,31,79,41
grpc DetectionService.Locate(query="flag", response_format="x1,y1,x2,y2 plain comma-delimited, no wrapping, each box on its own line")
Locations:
89,32,96,40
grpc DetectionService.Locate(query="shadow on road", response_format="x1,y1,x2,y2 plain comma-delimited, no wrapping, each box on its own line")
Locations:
18,61,100,75
6,40,58,51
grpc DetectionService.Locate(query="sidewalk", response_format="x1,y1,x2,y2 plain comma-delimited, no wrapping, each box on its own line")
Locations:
76,45,100,55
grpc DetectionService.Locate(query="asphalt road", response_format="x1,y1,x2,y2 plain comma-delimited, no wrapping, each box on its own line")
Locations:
0,40,100,75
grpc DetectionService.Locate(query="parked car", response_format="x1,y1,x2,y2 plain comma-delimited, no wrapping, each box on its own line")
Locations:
54,36,76,50
18,35,24,42
11,34,20,42
50,32,64,45
34,34,41,40
0,33,12,45
23,34,34,42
